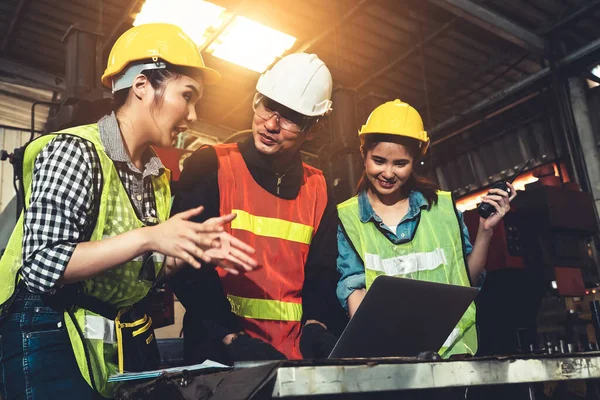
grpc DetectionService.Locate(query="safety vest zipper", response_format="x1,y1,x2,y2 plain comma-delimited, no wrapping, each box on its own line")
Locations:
276,173,285,195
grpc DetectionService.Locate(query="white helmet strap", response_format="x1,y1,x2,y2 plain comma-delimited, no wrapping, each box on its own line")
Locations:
112,61,167,93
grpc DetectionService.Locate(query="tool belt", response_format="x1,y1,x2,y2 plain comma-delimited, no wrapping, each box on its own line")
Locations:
115,305,160,373
45,285,160,374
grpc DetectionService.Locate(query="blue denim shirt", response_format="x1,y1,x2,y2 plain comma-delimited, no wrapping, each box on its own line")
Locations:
336,190,476,310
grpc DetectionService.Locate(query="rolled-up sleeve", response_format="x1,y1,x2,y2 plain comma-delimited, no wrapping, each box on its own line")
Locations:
457,210,473,256
336,225,366,311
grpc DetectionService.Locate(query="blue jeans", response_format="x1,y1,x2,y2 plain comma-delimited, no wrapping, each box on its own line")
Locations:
0,290,104,399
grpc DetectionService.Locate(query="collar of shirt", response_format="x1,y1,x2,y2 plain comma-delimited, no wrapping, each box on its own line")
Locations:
98,112,165,179
237,137,304,198
358,189,430,224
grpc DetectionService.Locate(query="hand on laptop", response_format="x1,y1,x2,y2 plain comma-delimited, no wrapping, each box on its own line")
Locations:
300,321,338,359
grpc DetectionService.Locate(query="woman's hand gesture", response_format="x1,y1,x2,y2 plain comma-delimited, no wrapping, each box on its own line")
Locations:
147,206,258,274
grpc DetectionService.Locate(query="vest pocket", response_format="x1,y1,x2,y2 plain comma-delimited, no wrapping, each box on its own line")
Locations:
115,310,160,373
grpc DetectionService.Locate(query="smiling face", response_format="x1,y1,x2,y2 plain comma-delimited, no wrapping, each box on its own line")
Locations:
364,141,415,200
141,73,204,148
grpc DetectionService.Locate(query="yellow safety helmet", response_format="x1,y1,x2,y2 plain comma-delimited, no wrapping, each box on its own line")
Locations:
101,23,221,91
359,99,430,155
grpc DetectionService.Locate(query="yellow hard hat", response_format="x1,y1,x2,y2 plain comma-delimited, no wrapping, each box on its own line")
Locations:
101,23,221,90
359,99,430,155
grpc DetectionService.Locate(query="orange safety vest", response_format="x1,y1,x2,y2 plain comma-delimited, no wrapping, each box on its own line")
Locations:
214,144,327,359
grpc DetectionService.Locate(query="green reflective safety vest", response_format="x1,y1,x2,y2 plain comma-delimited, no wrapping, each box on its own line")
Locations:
337,191,477,358
0,124,171,397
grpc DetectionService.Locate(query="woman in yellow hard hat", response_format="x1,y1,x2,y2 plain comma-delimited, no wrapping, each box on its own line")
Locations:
0,23,257,398
336,99,516,358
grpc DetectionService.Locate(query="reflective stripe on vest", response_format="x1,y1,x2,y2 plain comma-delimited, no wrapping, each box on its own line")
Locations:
337,191,477,358
227,294,302,321
364,248,448,276
231,209,314,244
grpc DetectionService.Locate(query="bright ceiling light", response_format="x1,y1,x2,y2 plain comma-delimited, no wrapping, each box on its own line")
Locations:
134,0,226,47
206,17,296,73
592,65,600,79
133,0,296,73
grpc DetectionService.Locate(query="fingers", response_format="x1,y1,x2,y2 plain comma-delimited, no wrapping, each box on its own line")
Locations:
227,246,258,269
174,205,204,220
203,213,237,228
483,193,510,210
189,220,225,233
481,197,503,215
487,188,510,198
221,265,239,275
488,184,518,201
212,233,257,269
482,194,509,208
174,242,203,269
220,255,253,275
219,213,237,223
186,230,222,250
506,182,517,201
205,246,258,274
226,255,257,274
161,212,257,274
189,214,238,234
223,233,256,254
180,213,239,234
176,232,228,267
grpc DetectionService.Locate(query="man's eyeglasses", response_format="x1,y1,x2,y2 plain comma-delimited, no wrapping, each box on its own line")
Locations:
252,93,316,133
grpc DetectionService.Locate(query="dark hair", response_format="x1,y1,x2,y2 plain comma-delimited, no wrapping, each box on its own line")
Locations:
111,63,183,112
356,133,439,206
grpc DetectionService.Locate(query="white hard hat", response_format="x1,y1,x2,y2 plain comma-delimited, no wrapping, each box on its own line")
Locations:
255,53,333,117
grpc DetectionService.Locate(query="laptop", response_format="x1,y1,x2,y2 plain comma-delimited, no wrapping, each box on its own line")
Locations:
329,275,479,358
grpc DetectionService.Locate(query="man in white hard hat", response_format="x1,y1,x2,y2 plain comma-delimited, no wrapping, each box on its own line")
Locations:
170,53,347,362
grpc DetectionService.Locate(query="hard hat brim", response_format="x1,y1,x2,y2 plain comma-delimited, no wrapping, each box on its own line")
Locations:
198,66,222,86
358,131,430,155
358,129,429,143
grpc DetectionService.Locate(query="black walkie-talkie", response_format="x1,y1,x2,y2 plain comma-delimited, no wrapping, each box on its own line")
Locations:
477,159,532,219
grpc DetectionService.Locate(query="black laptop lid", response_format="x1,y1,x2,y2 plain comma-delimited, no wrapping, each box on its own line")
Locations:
329,275,479,358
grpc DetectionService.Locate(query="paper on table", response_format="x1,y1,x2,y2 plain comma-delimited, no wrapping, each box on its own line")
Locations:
107,359,231,382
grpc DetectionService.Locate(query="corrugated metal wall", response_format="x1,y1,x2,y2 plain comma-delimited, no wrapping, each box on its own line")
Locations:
0,127,34,213
431,93,564,196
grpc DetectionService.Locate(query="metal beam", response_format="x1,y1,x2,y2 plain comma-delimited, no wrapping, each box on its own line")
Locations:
0,58,65,92
569,77,600,221
353,18,458,92
542,0,600,35
417,51,526,110
218,0,373,124
429,0,544,54
0,123,44,133
428,36,600,139
1,0,33,53
0,74,59,93
0,88,47,103
294,0,371,54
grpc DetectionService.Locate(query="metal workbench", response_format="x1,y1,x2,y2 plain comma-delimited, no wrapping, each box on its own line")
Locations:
255,353,600,397
117,353,600,399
